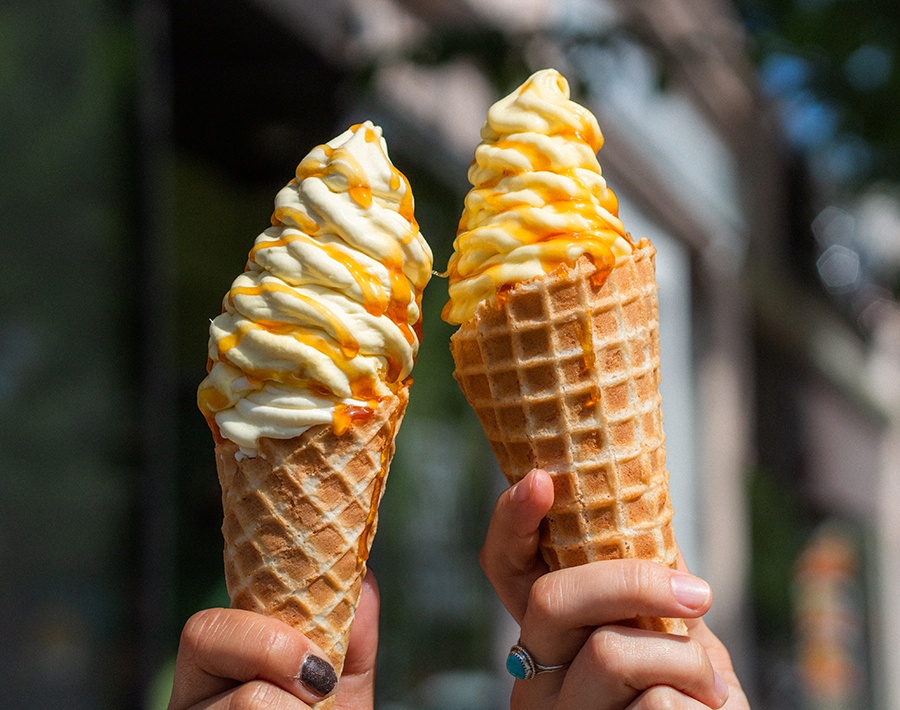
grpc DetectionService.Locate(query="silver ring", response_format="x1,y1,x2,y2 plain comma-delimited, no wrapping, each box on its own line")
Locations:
506,643,570,680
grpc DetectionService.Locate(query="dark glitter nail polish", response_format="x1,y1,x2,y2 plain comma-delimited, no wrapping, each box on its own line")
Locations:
299,654,338,697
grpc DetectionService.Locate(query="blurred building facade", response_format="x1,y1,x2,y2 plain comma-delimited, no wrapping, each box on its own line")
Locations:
4,0,900,708
156,0,900,707
161,0,900,707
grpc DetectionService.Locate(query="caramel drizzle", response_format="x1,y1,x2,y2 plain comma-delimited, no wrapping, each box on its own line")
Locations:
204,123,424,437
227,282,360,360
355,391,404,564
214,318,400,400
445,77,629,305
286,123,420,349
356,441,390,564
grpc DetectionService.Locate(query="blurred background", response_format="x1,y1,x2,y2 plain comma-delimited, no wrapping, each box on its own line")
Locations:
3,0,900,707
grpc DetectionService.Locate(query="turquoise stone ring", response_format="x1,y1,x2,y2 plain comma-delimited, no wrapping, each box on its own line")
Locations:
506,644,570,680
506,646,531,680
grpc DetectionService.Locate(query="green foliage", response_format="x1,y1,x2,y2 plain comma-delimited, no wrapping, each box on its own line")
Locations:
735,0,900,188
171,155,278,623
747,466,816,637
404,26,531,95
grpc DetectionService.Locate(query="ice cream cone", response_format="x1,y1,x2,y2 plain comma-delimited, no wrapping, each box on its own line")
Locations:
451,241,685,635
216,389,407,685
199,120,433,703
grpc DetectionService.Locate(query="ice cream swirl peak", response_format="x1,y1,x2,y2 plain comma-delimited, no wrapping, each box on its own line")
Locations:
442,68,633,325
199,121,433,454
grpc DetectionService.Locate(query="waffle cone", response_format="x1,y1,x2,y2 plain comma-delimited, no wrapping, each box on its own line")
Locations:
215,388,409,698
451,242,685,635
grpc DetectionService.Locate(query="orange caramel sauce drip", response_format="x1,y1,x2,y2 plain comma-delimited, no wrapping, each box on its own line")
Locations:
494,282,514,307
269,204,320,234
227,283,360,360
295,123,403,215
250,233,401,334
412,311,424,346
197,397,224,440
349,126,379,208
588,259,613,289
359,125,420,349
394,169,417,228
356,412,396,564
332,402,376,436
197,384,228,417
198,355,221,438
577,311,596,371
295,133,364,210
215,319,365,389
385,259,416,348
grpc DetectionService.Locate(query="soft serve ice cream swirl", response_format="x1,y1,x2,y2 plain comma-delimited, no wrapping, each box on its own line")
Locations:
198,121,433,455
442,69,634,325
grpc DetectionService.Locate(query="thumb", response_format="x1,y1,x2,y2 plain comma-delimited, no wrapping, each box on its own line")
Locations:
334,568,380,709
480,469,554,622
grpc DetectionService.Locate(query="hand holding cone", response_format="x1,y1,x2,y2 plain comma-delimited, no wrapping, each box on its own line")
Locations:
198,121,433,704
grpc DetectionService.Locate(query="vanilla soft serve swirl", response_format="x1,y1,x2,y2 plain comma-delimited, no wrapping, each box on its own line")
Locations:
442,69,633,325
199,122,433,455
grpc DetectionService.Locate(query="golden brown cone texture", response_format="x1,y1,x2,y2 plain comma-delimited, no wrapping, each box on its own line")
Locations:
451,242,686,635
215,388,409,704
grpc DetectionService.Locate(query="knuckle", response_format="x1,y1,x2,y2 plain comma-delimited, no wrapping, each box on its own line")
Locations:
525,573,567,624
584,628,628,675
618,559,662,603
258,624,295,670
637,685,683,709
179,608,223,657
689,639,710,672
227,681,285,709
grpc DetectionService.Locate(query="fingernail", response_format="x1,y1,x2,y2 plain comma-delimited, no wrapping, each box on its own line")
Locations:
298,654,338,698
670,574,711,610
510,476,531,503
714,671,729,702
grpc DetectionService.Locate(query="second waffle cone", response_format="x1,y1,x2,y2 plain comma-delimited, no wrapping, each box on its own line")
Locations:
451,241,685,635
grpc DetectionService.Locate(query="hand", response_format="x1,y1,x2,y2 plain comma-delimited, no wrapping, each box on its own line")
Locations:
481,469,750,709
168,569,380,709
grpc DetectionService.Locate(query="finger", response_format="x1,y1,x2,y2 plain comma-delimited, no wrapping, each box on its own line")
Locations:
518,559,712,670
169,608,338,709
676,552,707,635
333,569,380,709
670,553,740,686
480,469,554,621
625,684,720,709
681,617,750,706
555,626,728,710
196,680,313,709
667,563,750,708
